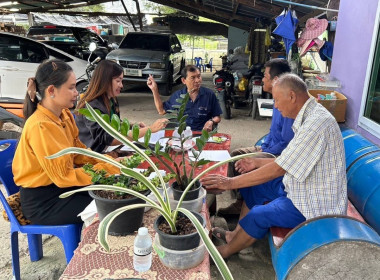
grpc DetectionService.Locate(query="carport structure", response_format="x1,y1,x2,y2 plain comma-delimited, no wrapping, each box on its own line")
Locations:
0,0,337,30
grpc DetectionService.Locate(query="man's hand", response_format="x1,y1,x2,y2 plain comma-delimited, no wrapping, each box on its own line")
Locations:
200,174,233,192
235,158,258,174
147,74,158,92
138,122,146,128
202,120,214,132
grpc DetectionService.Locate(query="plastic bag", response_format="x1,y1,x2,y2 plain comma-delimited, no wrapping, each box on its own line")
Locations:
238,77,248,91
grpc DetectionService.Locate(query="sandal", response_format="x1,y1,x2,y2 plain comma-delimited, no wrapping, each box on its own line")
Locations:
212,227,228,244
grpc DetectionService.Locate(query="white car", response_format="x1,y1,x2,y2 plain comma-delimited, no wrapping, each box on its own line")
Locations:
0,32,88,100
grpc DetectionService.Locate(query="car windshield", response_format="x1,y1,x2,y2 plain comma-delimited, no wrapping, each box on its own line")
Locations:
119,34,170,52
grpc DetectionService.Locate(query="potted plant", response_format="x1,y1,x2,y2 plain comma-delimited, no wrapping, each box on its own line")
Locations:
82,154,174,236
48,101,257,279
149,93,215,201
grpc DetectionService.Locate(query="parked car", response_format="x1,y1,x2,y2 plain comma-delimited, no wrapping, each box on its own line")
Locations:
0,32,88,100
106,32,186,96
27,25,112,61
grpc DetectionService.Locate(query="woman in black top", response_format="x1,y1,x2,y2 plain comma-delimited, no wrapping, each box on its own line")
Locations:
75,60,167,153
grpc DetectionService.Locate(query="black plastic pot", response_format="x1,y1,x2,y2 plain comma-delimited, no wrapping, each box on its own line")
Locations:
89,190,150,236
153,211,206,251
171,181,201,201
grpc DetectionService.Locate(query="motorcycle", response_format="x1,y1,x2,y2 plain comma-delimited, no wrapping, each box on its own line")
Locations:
76,42,101,97
213,61,266,120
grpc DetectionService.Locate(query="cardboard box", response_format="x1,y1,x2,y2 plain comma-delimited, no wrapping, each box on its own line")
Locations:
308,90,347,122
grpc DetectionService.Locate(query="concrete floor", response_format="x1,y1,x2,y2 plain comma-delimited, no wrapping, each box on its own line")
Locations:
0,72,274,279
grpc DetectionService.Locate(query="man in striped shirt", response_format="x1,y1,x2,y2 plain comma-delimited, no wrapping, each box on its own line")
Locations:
200,74,347,258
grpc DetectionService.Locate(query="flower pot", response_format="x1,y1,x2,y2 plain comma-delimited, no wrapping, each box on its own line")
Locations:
171,181,201,201
153,234,206,269
169,187,206,213
153,211,206,251
89,190,150,236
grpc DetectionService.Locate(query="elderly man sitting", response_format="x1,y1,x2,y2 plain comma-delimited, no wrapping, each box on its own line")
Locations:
200,73,347,258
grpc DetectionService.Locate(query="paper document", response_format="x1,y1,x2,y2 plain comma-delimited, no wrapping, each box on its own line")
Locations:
139,130,165,144
188,150,231,162
104,145,121,153
120,130,168,152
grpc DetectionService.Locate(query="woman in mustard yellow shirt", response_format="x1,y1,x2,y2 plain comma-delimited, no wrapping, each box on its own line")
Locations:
12,60,117,225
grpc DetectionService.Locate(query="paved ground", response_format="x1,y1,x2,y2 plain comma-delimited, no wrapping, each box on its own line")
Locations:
0,72,274,279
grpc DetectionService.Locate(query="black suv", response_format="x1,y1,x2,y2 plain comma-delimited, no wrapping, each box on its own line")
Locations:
27,25,112,61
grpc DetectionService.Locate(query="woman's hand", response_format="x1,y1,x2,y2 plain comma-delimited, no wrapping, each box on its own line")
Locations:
235,158,258,174
149,118,168,132
200,174,233,191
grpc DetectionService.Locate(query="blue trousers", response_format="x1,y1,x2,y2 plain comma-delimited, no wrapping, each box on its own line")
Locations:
239,177,306,239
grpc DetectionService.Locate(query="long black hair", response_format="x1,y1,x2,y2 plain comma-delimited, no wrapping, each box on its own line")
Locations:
23,60,73,121
76,60,123,114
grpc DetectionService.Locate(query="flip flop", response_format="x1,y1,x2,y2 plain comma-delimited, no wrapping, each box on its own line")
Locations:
212,227,228,244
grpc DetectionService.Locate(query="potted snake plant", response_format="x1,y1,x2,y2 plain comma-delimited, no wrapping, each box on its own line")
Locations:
48,103,260,280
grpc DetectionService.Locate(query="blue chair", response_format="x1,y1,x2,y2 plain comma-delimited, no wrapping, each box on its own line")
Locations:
194,57,203,71
0,139,83,280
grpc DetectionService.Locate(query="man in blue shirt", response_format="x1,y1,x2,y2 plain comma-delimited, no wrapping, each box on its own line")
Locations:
219,58,294,216
147,65,222,132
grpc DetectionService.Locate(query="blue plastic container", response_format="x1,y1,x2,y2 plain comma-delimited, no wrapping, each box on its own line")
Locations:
270,217,380,280
341,129,379,169
346,151,380,234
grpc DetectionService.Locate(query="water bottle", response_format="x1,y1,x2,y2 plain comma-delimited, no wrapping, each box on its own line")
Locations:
133,227,152,272
172,126,181,149
172,126,180,139
183,126,193,150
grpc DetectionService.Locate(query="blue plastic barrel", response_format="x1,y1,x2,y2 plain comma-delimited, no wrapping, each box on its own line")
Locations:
341,128,379,169
347,151,380,234
270,217,380,280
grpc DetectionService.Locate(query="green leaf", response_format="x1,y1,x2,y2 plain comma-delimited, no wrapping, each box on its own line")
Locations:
195,158,210,167
155,142,161,154
144,129,152,147
132,124,140,141
111,114,121,131
78,108,94,121
172,105,181,109
196,137,204,151
101,114,110,124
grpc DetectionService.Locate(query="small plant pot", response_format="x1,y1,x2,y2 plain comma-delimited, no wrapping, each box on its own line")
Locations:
89,190,150,236
153,211,206,251
171,181,201,201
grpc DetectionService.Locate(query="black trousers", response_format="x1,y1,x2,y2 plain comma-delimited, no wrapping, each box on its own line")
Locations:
20,184,92,225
